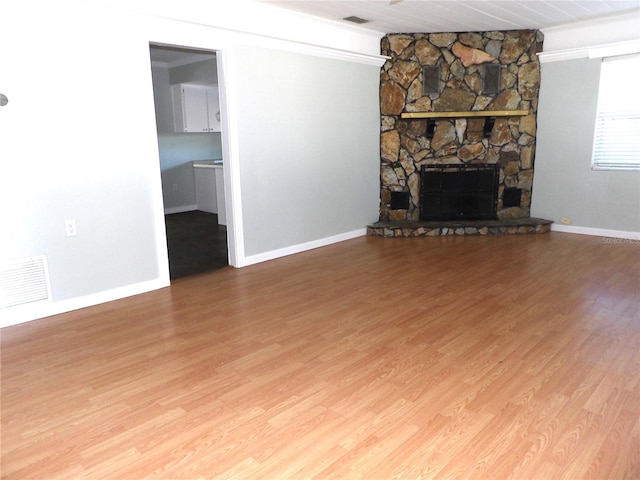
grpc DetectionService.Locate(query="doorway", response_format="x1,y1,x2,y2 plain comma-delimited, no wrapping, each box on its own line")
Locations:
149,44,229,279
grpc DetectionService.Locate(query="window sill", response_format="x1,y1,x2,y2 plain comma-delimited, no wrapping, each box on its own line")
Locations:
592,164,640,171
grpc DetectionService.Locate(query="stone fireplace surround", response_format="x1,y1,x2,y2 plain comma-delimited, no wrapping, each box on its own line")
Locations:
368,29,552,237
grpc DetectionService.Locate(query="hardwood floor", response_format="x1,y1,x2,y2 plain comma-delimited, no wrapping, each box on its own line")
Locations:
1,232,639,479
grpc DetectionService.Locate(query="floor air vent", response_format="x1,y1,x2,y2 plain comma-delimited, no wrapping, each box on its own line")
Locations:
0,255,52,308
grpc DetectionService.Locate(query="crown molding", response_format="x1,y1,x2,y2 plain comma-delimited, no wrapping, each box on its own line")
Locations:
538,9,640,64
538,39,640,64
83,0,386,66
588,40,640,59
539,9,639,63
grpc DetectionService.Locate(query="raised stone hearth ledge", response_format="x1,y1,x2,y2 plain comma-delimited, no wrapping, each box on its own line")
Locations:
367,217,552,237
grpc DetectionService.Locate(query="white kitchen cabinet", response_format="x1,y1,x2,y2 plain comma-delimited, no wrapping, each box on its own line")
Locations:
172,84,221,133
194,163,217,214
193,162,226,226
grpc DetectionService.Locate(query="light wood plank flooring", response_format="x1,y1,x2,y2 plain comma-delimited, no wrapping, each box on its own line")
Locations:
2,232,639,479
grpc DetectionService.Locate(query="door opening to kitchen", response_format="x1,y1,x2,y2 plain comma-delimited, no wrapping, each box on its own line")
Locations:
149,44,228,279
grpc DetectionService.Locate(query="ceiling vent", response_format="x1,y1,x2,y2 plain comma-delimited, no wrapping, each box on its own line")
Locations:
343,16,370,24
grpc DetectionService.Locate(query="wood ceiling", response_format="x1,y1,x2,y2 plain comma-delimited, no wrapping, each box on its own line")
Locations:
259,0,640,34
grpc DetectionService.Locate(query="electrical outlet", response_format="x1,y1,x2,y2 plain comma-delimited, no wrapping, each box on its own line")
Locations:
65,219,77,237
560,216,572,225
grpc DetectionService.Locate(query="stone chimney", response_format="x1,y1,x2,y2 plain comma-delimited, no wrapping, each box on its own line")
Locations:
379,30,543,222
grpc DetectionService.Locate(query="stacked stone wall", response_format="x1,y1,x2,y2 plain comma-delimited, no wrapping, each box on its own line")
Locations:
379,30,543,222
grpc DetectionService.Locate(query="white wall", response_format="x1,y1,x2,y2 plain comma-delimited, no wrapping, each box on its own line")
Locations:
157,133,221,212
532,11,640,237
1,1,169,326
234,46,381,257
169,58,218,86
532,58,640,234
0,0,385,326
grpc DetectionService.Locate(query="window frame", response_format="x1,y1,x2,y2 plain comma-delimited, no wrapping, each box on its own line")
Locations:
591,54,640,171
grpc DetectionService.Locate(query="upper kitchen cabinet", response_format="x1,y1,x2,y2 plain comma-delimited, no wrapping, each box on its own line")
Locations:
172,84,221,133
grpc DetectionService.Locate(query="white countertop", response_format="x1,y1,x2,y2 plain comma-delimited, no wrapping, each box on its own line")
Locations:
193,160,223,169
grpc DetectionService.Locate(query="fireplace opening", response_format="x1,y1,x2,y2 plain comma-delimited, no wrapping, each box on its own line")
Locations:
390,191,410,210
503,188,522,207
419,164,499,221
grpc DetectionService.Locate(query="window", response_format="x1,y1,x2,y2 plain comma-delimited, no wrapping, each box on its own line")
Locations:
592,54,640,170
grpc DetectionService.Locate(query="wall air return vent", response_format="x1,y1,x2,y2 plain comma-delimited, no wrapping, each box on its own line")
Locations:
0,255,52,308
483,64,501,94
423,65,441,94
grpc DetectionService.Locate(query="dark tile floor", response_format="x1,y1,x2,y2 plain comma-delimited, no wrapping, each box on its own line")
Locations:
164,211,228,279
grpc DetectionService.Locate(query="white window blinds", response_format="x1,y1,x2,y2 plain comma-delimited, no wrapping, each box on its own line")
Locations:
592,54,640,170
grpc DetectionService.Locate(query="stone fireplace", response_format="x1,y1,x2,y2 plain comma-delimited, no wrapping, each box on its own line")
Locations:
370,30,551,236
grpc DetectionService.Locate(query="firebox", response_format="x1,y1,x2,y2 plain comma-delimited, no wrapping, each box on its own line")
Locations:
419,164,499,221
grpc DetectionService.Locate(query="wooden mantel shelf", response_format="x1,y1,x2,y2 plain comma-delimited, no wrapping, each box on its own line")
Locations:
401,110,529,119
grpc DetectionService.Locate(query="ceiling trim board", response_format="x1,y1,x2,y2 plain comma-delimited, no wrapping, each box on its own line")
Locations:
538,39,640,63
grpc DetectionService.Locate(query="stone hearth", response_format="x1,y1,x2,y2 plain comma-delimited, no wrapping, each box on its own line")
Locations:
368,217,552,237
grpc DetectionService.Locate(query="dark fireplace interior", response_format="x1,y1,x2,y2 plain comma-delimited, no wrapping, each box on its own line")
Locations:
419,164,499,221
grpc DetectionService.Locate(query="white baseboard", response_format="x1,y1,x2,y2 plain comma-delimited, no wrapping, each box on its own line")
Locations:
551,223,640,240
241,228,368,267
164,205,197,215
0,277,169,329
